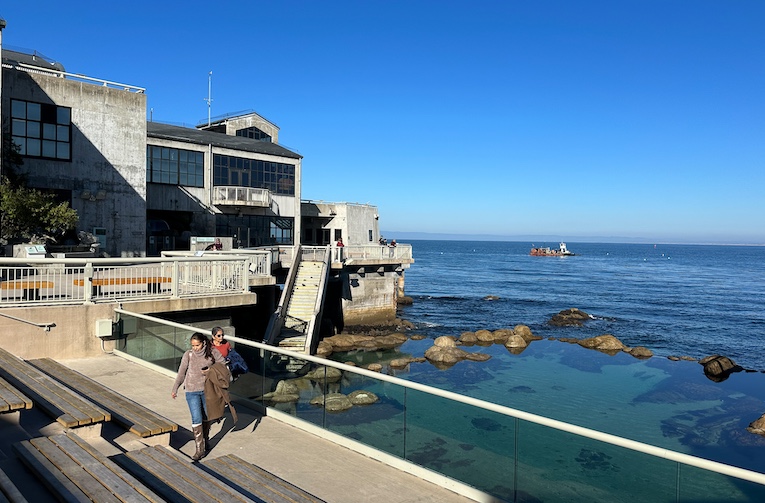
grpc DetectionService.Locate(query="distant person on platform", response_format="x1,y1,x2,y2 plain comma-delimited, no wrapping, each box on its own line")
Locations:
379,236,387,246
389,239,397,247
336,237,344,261
205,238,223,251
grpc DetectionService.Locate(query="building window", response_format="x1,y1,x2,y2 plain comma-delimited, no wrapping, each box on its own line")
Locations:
235,126,272,142
369,230,373,242
146,146,204,187
213,154,295,195
11,99,71,160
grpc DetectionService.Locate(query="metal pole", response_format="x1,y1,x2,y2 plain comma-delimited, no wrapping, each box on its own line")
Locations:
206,71,213,126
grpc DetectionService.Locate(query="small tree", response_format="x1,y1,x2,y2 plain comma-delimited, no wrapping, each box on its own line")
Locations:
0,179,79,244
1,129,79,246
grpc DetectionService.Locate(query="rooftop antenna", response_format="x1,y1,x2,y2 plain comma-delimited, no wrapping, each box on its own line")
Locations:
204,71,213,126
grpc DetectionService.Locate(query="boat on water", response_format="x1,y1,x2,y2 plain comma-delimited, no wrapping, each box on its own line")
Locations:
530,242,576,256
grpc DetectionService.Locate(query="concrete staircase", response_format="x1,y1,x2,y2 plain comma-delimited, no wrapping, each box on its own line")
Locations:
277,261,324,353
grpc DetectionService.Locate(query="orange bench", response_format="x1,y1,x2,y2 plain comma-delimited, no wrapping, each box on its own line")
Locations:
73,277,171,296
0,280,54,300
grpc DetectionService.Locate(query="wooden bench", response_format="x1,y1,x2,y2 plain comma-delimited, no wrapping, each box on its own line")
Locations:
0,280,54,300
14,432,163,503
0,375,33,414
206,454,326,503
115,445,259,503
29,358,177,445
0,467,29,503
73,277,171,296
0,348,110,432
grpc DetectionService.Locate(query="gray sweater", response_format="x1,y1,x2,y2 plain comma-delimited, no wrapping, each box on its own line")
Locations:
172,344,224,394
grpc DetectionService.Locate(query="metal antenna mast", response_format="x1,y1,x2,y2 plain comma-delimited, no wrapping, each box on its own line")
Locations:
204,71,213,126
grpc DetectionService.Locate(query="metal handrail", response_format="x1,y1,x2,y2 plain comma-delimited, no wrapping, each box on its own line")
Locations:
0,312,56,331
115,307,765,487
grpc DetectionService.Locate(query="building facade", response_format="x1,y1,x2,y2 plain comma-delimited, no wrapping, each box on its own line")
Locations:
2,47,302,256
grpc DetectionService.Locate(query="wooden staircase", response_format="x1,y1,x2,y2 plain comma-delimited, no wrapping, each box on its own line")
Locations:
276,261,324,353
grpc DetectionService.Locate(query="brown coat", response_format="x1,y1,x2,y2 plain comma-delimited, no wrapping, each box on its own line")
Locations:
204,362,237,423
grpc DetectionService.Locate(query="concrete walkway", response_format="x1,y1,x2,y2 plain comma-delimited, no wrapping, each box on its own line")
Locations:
1,354,475,503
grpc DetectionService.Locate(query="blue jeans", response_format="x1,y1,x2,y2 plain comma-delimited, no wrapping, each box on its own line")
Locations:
185,390,207,426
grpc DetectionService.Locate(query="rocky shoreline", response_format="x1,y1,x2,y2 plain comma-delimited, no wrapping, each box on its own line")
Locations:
310,307,765,435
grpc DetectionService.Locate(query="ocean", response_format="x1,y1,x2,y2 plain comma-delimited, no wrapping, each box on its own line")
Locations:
344,240,765,475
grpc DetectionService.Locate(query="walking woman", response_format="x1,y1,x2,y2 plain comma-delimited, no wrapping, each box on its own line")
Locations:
171,332,224,460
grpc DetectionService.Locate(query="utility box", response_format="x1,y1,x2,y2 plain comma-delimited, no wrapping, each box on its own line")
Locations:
95,319,113,338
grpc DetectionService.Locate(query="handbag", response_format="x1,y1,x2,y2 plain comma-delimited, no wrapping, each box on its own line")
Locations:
227,348,249,379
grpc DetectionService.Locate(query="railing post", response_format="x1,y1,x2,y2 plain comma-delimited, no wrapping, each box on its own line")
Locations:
242,259,251,293
83,263,94,303
172,259,180,298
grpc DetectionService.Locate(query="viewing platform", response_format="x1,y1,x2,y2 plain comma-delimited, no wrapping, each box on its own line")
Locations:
0,354,472,503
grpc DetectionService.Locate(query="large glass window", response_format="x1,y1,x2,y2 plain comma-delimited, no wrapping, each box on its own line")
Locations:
235,126,272,142
11,99,71,160
213,154,295,196
146,146,204,187
216,214,293,247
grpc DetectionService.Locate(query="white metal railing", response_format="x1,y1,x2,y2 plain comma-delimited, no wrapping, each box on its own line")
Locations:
2,62,145,93
0,255,270,305
332,243,413,262
116,308,765,491
212,186,271,207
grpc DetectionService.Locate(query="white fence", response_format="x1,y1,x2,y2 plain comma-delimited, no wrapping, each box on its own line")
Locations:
0,253,271,305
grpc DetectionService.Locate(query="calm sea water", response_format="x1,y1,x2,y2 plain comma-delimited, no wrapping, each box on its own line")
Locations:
355,240,765,474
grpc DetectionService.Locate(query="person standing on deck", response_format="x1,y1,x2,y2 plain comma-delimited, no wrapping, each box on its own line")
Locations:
171,332,224,461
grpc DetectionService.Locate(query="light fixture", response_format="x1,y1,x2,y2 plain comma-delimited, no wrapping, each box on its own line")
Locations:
80,190,92,200
95,190,107,200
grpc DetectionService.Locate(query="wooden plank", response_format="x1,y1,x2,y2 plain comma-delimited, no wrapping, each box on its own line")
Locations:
29,437,122,503
124,447,254,503
206,455,326,503
13,439,91,503
0,281,54,289
0,375,33,413
0,350,109,427
49,434,163,503
29,359,177,437
72,277,171,287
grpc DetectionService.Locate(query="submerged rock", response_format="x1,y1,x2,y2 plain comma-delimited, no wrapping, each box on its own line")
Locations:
348,390,379,405
310,393,352,412
577,334,625,353
624,346,653,359
549,308,592,327
425,336,490,368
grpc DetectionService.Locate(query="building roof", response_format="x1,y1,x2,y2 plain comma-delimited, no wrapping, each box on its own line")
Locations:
147,122,302,160
1,48,66,72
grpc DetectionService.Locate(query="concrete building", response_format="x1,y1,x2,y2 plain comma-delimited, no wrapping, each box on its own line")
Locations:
146,119,302,254
2,48,147,256
2,47,302,256
301,200,380,246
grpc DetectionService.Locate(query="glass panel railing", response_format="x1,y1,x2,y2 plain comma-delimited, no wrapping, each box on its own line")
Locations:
517,421,677,502
678,463,765,502
115,309,765,502
405,390,516,500
121,315,189,371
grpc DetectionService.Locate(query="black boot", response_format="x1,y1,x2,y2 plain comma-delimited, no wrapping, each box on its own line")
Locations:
202,421,211,453
191,425,206,461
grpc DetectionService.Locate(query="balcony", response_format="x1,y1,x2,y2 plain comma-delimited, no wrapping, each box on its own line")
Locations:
212,186,271,208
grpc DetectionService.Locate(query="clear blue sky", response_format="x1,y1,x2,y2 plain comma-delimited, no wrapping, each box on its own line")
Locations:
2,1,763,244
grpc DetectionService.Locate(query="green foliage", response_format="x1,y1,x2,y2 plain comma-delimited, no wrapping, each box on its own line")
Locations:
0,178,79,244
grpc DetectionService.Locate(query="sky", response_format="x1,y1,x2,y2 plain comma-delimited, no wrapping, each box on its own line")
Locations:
2,1,764,244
